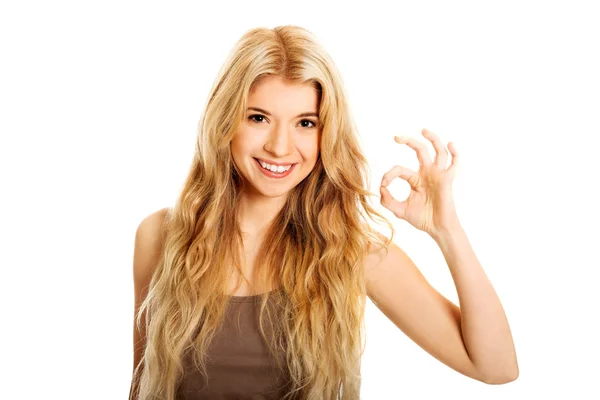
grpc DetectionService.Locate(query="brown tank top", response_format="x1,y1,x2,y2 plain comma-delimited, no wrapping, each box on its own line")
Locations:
176,289,292,399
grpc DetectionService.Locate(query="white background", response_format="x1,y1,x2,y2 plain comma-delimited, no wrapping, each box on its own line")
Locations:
1,0,599,399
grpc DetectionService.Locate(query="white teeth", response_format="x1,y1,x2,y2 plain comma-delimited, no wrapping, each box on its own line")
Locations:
258,160,292,173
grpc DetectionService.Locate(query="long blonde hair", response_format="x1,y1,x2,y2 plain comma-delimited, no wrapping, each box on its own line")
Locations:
131,25,394,400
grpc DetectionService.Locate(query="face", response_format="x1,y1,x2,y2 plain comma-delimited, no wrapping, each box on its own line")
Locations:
230,75,321,200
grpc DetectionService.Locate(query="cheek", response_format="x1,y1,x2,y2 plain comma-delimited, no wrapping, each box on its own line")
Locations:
229,139,242,161
231,130,256,155
240,127,266,146
297,135,320,160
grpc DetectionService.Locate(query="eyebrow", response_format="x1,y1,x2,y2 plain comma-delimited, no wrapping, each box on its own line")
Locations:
247,107,319,119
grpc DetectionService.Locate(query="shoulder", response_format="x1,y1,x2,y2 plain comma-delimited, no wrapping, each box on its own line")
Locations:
362,230,414,297
133,207,170,286
362,230,394,271
135,207,170,244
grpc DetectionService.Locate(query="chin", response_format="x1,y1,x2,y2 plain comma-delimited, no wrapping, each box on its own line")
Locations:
254,183,294,198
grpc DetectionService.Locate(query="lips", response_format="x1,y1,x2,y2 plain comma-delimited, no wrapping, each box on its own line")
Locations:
254,158,296,178
254,158,296,167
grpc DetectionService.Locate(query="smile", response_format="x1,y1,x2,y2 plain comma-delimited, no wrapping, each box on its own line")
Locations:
254,158,297,179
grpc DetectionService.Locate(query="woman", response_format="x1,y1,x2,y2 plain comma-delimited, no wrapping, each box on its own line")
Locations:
129,25,518,400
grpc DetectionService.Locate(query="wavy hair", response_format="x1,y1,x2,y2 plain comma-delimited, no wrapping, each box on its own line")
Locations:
131,25,394,400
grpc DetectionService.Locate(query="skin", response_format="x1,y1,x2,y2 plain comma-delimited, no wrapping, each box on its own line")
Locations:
228,75,321,293
230,75,321,238
131,77,518,392
368,130,518,383
230,76,518,383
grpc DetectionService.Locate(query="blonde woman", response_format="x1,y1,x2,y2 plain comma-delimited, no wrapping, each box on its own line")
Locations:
129,25,518,400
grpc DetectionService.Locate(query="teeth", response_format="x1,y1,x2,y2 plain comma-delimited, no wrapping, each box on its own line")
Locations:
258,160,292,173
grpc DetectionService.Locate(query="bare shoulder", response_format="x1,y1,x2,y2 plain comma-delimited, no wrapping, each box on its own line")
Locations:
363,231,395,276
133,207,170,294
362,230,417,300
135,207,170,249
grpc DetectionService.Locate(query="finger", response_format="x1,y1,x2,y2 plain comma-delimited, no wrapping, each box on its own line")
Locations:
422,128,448,169
380,185,407,220
381,165,417,187
447,141,460,177
394,135,432,166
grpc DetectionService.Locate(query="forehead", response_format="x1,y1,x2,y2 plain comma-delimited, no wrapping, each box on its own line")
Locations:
249,76,319,114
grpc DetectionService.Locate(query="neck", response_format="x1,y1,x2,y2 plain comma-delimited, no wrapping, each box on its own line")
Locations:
237,191,288,238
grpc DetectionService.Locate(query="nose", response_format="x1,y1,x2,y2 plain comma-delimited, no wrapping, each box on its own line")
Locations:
263,122,294,157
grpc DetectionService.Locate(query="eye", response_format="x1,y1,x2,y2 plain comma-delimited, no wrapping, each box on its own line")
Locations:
248,114,318,129
248,114,266,123
299,119,318,129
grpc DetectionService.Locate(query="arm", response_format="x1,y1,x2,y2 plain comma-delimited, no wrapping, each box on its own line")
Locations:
374,128,518,383
129,208,169,399
364,230,518,384
431,224,518,383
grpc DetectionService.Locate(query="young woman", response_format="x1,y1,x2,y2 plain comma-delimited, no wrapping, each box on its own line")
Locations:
129,25,518,400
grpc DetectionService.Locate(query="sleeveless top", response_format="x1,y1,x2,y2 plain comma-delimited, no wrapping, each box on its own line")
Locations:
176,289,293,399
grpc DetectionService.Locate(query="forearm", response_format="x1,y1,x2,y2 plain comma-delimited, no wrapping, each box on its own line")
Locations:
432,224,519,383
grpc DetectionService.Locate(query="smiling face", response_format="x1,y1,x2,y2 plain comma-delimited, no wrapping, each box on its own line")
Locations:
230,75,321,200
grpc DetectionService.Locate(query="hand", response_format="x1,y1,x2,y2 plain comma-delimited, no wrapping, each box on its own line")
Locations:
380,128,461,237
